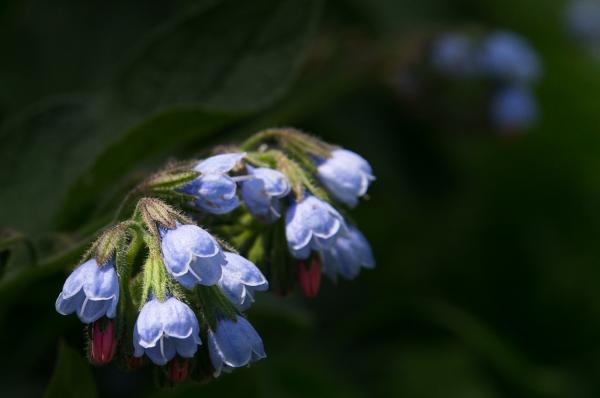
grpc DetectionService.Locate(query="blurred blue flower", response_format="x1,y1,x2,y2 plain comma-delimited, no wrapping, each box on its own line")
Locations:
241,165,290,223
161,224,226,289
207,315,266,377
285,195,346,259
321,225,375,281
55,258,119,324
490,86,538,131
316,149,375,208
479,31,541,83
565,0,600,44
218,252,268,310
133,296,202,366
181,152,246,214
430,32,479,77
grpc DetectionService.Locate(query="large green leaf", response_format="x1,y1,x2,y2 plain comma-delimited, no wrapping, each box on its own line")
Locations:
44,341,98,398
0,0,321,235
115,0,321,113
0,97,103,234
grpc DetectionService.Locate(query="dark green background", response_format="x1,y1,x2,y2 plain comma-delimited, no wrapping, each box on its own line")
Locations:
1,0,600,397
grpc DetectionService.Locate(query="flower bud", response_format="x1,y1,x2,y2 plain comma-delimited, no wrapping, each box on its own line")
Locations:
167,357,189,383
89,319,117,365
297,256,321,298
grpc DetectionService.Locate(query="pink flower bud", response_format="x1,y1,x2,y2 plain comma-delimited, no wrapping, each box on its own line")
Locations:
167,357,189,383
89,319,117,365
297,256,321,298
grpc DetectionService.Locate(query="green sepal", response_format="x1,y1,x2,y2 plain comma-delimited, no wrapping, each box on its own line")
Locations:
146,169,199,192
136,197,192,237
86,223,129,266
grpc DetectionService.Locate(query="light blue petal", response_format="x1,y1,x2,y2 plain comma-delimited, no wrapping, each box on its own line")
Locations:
77,298,112,324
285,202,312,259
222,252,267,286
235,316,266,359
133,327,144,357
188,252,225,286
285,196,345,258
320,225,375,281
207,330,224,377
162,225,221,272
197,175,237,202
79,259,119,301
61,259,97,299
162,298,200,339
174,272,204,290
106,296,119,319
218,253,268,310
250,167,290,197
241,178,272,221
194,174,240,214
317,149,374,208
194,153,246,175
241,166,289,223
212,318,253,368
145,336,177,366
55,290,85,316
135,298,164,347
162,225,225,288
347,226,375,269
176,335,201,358
181,175,241,214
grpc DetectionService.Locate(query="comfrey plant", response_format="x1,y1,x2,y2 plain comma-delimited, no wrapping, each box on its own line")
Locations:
55,128,375,384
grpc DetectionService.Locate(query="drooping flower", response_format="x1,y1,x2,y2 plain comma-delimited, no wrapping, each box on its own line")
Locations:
430,32,479,77
241,166,290,223
490,86,538,131
181,152,246,214
297,256,321,298
133,296,202,366
321,225,375,281
316,149,375,208
161,224,226,289
55,258,119,324
285,195,346,259
478,31,541,84
89,319,117,365
217,252,269,310
207,315,266,377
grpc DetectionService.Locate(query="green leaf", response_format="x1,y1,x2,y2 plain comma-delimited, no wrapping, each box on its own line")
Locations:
0,0,322,235
0,97,102,234
114,0,321,113
44,341,98,398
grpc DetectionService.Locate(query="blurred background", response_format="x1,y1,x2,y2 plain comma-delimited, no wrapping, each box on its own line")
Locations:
2,0,600,397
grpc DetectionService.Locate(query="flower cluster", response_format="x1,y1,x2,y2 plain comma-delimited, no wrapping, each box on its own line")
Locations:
54,128,375,385
431,30,541,132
